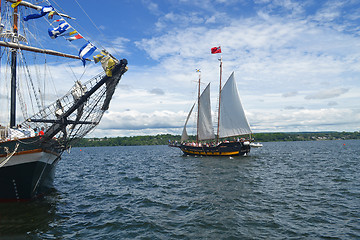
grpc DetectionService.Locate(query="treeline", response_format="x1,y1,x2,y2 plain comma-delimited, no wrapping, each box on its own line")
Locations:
253,131,360,142
73,134,183,147
72,131,360,147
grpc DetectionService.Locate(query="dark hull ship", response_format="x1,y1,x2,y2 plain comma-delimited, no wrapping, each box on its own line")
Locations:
178,141,251,156
171,49,257,156
0,0,127,201
0,136,61,200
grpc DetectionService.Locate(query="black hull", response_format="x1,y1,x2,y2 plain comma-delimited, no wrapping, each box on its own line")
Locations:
178,141,251,156
0,160,57,201
0,137,62,201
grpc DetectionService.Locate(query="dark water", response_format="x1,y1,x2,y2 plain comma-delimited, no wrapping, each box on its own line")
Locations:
0,140,359,239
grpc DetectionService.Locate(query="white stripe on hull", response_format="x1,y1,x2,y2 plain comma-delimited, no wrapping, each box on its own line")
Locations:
0,151,59,168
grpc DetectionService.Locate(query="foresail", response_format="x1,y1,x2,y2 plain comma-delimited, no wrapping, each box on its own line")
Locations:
181,103,195,142
198,83,215,140
219,72,251,138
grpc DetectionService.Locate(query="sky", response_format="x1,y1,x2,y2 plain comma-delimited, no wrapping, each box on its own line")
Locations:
3,0,360,137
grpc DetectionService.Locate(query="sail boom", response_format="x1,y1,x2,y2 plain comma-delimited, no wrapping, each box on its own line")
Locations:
0,41,90,61
6,0,75,19
219,133,252,139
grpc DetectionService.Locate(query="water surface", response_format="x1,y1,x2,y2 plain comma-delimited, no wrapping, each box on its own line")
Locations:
0,140,359,239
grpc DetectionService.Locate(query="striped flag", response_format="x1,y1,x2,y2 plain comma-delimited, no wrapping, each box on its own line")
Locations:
59,30,77,37
79,42,97,66
66,34,83,41
93,51,107,63
48,20,70,39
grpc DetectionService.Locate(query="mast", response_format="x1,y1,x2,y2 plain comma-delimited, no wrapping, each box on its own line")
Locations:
196,70,201,144
10,2,18,128
216,56,222,143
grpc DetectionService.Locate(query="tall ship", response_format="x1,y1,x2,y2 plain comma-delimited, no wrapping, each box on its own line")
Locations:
0,0,127,201
171,47,258,156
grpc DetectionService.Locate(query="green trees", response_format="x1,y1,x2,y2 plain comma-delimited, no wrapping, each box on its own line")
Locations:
72,132,360,147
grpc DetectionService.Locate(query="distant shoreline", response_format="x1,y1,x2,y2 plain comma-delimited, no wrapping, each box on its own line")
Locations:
72,131,360,147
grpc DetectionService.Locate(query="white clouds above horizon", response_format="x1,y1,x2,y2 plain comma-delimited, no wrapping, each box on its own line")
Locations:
104,0,360,137
3,0,359,138
304,88,349,100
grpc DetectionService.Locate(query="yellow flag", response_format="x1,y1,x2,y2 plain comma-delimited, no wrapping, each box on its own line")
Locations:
105,58,116,77
11,0,22,8
93,54,104,64
93,51,107,64
48,11,55,19
69,30,77,36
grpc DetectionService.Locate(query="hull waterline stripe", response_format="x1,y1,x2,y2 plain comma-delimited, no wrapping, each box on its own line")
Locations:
182,149,240,156
0,148,60,158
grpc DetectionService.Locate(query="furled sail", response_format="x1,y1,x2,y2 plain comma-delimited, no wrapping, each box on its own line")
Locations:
219,72,251,138
181,103,195,142
198,83,215,140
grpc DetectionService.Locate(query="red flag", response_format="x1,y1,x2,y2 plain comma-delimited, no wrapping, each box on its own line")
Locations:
211,46,221,54
66,34,83,41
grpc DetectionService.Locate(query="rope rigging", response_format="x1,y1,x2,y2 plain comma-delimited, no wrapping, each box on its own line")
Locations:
0,0,128,148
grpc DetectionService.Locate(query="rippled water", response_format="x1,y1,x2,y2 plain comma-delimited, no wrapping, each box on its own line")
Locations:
0,140,359,239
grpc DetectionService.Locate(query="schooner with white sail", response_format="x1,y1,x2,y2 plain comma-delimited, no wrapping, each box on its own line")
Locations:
174,47,254,156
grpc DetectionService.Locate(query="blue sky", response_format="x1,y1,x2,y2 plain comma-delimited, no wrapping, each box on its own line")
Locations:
5,0,359,137
62,0,360,137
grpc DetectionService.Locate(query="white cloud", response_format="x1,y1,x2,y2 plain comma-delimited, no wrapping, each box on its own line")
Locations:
99,110,187,130
126,7,360,136
304,88,349,100
282,91,298,98
149,88,165,95
5,1,359,137
142,0,161,15
103,37,131,56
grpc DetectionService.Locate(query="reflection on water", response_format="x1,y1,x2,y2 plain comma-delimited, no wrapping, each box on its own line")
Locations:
0,189,60,239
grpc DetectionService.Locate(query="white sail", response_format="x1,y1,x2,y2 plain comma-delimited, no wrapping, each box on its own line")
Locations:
219,72,251,138
181,103,195,142
198,83,215,140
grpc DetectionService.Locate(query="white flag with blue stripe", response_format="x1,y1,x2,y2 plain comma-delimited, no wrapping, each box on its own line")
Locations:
79,42,97,66
48,20,70,39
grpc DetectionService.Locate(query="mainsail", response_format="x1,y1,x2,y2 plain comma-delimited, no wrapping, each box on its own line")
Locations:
218,72,251,138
